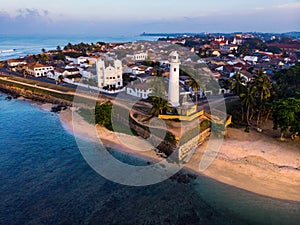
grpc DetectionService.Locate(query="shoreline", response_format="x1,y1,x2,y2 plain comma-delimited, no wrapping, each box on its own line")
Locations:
56,106,300,202
5,92,300,202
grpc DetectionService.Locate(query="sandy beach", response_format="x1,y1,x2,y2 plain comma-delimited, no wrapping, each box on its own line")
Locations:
57,107,300,202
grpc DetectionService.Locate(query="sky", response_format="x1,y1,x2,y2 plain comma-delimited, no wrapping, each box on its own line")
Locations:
0,0,299,35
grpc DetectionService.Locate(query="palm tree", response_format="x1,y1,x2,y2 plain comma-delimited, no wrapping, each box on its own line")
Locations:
272,98,300,140
241,84,257,125
231,73,247,121
231,72,247,98
252,71,271,126
188,78,201,107
150,77,166,98
149,97,172,116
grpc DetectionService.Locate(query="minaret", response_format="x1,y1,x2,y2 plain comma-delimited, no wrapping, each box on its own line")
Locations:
168,51,180,107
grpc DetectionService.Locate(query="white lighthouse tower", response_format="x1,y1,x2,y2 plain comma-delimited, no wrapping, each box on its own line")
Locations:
168,51,180,107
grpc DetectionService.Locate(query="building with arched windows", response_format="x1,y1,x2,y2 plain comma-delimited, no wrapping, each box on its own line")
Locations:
96,59,123,89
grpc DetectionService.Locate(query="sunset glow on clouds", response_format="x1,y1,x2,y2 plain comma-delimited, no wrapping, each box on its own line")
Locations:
0,0,299,35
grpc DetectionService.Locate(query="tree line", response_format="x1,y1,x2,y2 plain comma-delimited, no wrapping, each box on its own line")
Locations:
232,63,300,140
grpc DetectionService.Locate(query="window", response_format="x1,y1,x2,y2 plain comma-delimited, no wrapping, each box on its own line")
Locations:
118,82,120,85
174,68,177,72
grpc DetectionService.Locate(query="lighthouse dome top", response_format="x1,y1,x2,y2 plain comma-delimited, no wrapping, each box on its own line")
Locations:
169,51,180,63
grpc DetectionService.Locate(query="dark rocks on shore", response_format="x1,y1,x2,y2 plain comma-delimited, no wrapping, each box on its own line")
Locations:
5,95,12,100
51,105,68,113
5,93,21,100
2,91,21,100
170,172,197,184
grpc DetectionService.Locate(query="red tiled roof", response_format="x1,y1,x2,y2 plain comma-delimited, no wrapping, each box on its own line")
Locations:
267,44,300,49
27,62,49,69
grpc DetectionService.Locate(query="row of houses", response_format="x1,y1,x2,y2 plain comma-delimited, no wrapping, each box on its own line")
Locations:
7,56,123,90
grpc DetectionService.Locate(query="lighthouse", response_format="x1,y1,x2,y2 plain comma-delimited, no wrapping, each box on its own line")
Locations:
168,51,180,107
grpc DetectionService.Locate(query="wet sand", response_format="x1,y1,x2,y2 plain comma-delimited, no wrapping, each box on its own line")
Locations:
58,107,300,202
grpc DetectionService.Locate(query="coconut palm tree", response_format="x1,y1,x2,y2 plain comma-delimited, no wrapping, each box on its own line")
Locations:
188,78,201,107
241,84,257,125
252,71,271,125
231,72,247,98
150,77,166,98
149,97,172,116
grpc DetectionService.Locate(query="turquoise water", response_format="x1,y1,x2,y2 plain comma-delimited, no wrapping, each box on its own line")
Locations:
0,94,300,225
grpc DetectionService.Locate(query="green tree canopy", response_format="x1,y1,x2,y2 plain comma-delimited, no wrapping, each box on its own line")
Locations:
272,98,300,139
149,96,172,116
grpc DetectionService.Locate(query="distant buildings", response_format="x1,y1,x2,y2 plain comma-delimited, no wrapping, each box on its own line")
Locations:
232,34,243,45
6,34,299,98
267,44,300,53
132,52,148,61
244,56,258,63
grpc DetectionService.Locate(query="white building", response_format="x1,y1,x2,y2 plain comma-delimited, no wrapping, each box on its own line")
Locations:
66,56,91,65
244,56,258,63
78,66,96,79
47,68,80,80
7,59,27,67
96,59,123,89
26,63,54,77
232,36,243,45
127,52,148,61
126,82,152,99
168,51,180,107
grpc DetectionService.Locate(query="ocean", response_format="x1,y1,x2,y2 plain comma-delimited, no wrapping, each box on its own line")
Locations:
0,35,159,61
0,94,300,225
0,35,300,224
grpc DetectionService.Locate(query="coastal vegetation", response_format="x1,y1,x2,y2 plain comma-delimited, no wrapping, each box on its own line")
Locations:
149,96,172,116
64,42,107,53
229,63,300,140
78,102,138,136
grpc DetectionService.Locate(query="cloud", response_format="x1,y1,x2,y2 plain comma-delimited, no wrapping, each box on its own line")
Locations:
0,8,56,35
0,4,299,36
273,2,300,9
